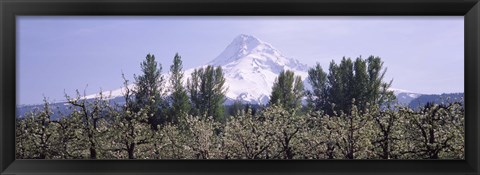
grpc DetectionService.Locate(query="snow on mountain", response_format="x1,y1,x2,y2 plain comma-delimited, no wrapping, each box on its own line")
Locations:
388,88,422,105
83,34,308,105
209,34,308,71
82,84,135,100
207,34,309,104
82,34,422,106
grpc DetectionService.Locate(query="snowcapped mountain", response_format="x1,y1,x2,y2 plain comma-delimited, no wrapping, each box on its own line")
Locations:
207,34,309,104
84,34,309,105
81,34,421,106
18,34,464,119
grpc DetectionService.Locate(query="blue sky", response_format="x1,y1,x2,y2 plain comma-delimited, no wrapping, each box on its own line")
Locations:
17,16,464,105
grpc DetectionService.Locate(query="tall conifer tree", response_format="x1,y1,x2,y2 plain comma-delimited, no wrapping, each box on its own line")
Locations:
168,53,190,124
306,63,327,111
133,53,165,129
269,70,304,109
187,65,227,121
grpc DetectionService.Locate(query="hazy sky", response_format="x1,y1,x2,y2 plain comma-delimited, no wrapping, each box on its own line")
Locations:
17,16,464,105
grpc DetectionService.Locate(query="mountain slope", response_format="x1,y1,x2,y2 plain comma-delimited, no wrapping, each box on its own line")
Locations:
408,93,464,109
207,34,309,104
84,34,309,105
57,34,430,106
389,88,422,105
20,34,466,118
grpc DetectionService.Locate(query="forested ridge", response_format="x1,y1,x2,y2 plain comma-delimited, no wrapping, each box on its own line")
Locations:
16,53,464,159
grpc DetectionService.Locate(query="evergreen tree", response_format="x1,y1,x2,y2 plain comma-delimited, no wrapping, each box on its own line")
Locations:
337,57,354,113
187,68,202,117
187,65,227,121
352,58,368,111
317,56,393,115
133,53,165,129
366,56,394,107
306,63,327,111
325,61,342,115
293,74,305,109
269,70,304,109
168,53,190,124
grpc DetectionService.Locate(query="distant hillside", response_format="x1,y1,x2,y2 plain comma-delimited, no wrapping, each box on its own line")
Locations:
16,97,125,120
16,103,71,120
408,93,464,109
389,88,422,105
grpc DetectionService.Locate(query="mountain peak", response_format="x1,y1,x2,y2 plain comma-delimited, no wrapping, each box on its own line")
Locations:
77,34,425,106
233,34,262,44
209,34,281,66
204,34,310,104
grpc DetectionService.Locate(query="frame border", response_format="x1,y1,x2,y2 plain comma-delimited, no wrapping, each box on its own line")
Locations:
1,0,479,175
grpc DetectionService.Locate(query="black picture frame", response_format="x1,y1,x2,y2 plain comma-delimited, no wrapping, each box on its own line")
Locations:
1,0,479,175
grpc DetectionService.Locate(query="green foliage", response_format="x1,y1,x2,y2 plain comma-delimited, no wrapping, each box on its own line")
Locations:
168,53,190,124
269,70,304,109
134,53,166,129
187,65,227,122
306,63,327,112
310,56,394,115
352,58,369,110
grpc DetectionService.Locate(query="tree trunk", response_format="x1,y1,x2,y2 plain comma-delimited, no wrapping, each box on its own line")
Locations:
128,143,136,159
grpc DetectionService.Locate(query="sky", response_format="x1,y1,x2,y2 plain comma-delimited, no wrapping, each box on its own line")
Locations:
17,16,464,105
